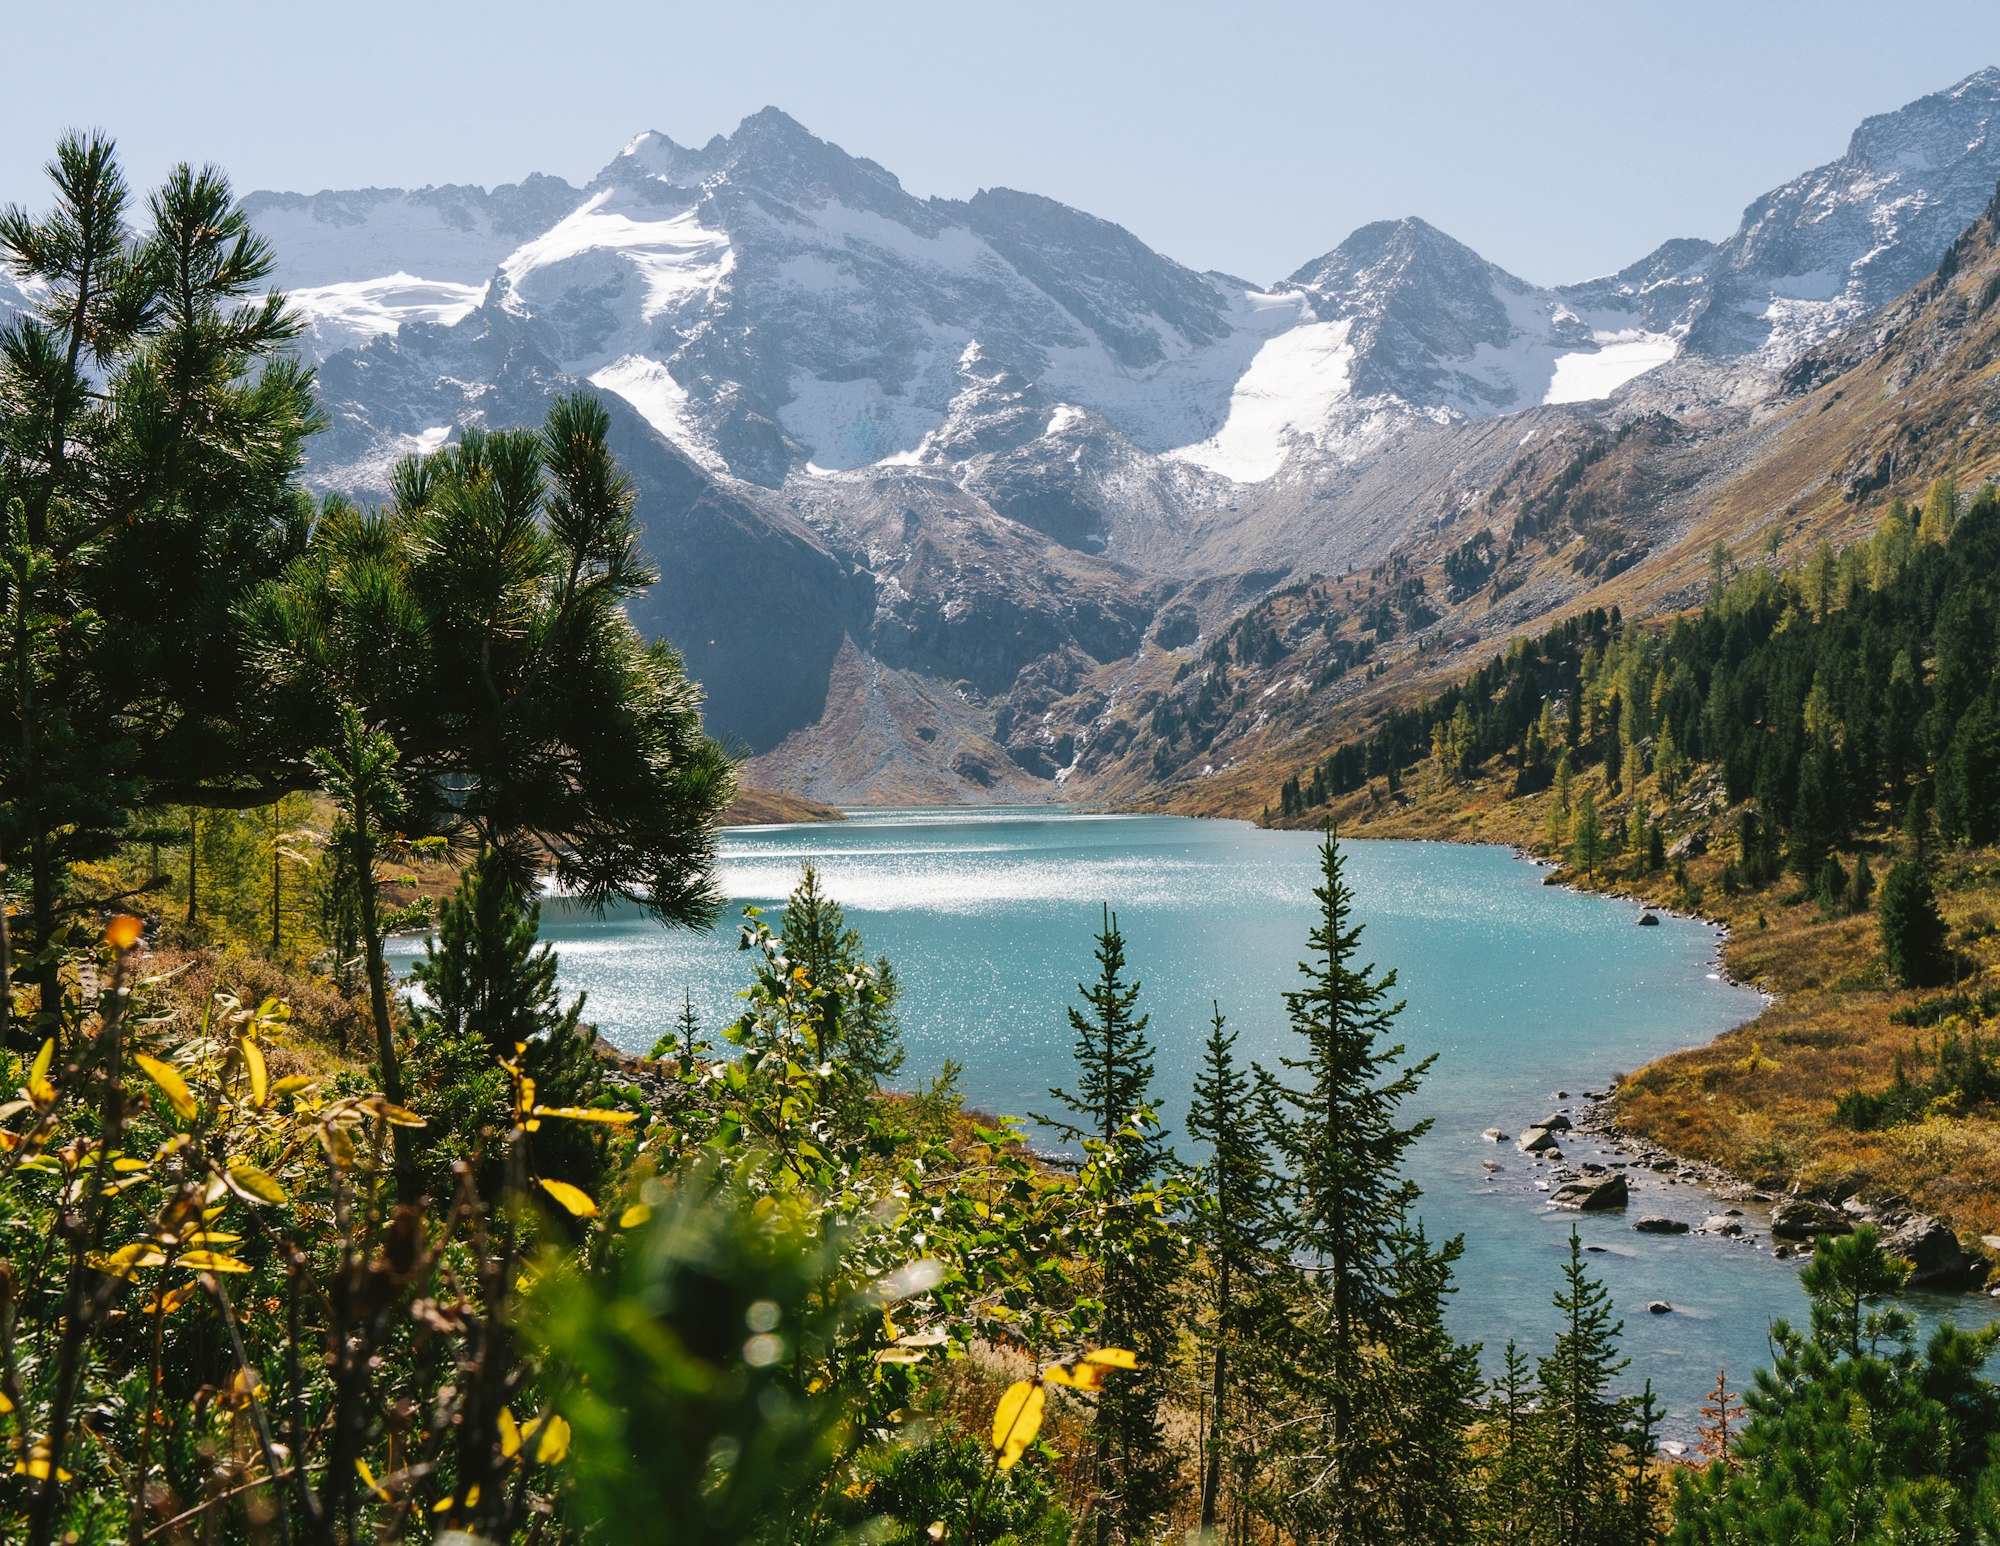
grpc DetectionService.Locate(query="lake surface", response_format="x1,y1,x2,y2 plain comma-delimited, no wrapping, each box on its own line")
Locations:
389,808,1995,1427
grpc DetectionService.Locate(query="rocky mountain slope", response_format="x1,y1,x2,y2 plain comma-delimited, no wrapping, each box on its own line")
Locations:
1139,176,2000,823
12,69,1998,802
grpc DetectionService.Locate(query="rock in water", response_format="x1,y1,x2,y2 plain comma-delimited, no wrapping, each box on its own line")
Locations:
1534,1113,1574,1132
1704,1216,1746,1237
1637,912,1660,926
1770,1198,1855,1240
1482,1127,1510,1142
1883,1214,1969,1287
1648,1300,1673,1314
1633,1215,1690,1234
1519,1127,1562,1154
1551,1173,1629,1211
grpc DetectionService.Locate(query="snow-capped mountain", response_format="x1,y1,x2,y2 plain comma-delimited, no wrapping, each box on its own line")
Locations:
9,68,2000,799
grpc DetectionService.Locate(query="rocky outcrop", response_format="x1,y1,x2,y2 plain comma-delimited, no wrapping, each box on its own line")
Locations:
1883,1214,1973,1288
1552,1173,1629,1211
1633,1216,1690,1235
1771,1198,1854,1240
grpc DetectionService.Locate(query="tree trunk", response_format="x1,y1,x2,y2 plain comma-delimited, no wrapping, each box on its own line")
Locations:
349,815,416,1201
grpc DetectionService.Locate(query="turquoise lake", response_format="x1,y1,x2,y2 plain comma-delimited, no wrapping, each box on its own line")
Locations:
389,808,1996,1429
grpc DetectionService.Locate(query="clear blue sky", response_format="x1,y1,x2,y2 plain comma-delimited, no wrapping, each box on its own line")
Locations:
7,1,2000,287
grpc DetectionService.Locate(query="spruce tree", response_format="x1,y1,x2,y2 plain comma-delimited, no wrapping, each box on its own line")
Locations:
408,847,600,1196
1482,1341,1541,1543
778,862,904,1089
1187,1003,1279,1538
1041,908,1181,1544
1256,828,1475,1543
1879,859,1951,988
1536,1232,1642,1546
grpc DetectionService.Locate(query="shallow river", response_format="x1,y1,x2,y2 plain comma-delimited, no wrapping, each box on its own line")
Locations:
390,808,1996,1425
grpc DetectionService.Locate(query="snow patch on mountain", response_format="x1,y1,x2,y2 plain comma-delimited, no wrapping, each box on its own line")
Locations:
1165,316,1357,482
1544,330,1679,404
286,274,487,359
589,354,728,473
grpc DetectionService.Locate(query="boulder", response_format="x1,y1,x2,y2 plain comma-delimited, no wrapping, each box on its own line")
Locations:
1667,831,1709,861
1883,1214,1970,1288
1552,1172,1629,1211
1637,912,1660,926
1518,1127,1562,1154
1633,1216,1690,1235
1534,1113,1574,1132
1703,1216,1745,1237
1770,1198,1854,1240
1481,1160,1503,1172
1482,1127,1509,1143
1647,1301,1673,1315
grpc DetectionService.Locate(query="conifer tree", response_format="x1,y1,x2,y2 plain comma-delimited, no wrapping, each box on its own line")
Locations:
1482,1341,1541,1543
1536,1232,1642,1546
1256,828,1474,1543
1571,789,1603,879
1844,853,1875,916
778,863,904,1089
1187,1003,1278,1538
408,848,600,1195
1041,908,1181,1544
1880,859,1951,988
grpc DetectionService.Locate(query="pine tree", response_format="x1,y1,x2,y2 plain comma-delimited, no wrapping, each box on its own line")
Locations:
408,847,600,1196
1879,859,1951,988
1536,1232,1641,1546
1187,1003,1278,1538
1256,828,1475,1543
778,863,904,1089
1482,1341,1541,1543
1041,906,1161,1162
1843,853,1875,916
1041,908,1181,1544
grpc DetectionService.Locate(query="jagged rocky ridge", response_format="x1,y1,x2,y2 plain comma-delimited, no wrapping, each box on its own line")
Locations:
12,69,1999,800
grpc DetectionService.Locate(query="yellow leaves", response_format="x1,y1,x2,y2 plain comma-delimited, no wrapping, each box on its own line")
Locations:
90,1241,168,1279
239,1037,268,1108
27,1039,55,1105
530,1414,571,1464
617,1203,652,1230
500,1407,572,1465
141,1284,195,1317
988,1349,1137,1469
14,1444,73,1483
175,1249,251,1274
103,913,144,950
538,1178,598,1218
531,1105,639,1126
135,1054,197,1122
991,1380,1045,1470
356,1457,391,1503
225,1160,287,1206
270,1074,316,1099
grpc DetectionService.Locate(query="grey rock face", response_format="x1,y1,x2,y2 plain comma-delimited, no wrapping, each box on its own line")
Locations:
1883,1214,1970,1288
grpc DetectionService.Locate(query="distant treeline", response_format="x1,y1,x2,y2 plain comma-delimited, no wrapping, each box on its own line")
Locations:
1281,477,2000,874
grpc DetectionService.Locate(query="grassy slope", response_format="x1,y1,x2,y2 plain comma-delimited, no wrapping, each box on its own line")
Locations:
720,784,848,826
